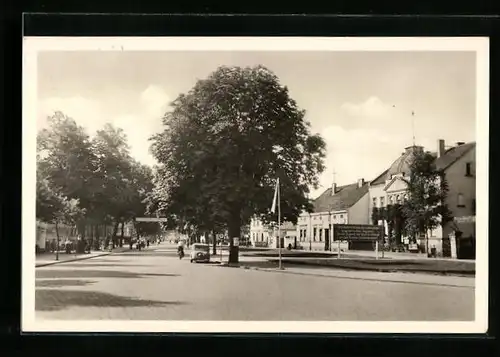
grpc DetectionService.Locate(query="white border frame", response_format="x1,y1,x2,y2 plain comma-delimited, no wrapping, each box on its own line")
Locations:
23,37,489,334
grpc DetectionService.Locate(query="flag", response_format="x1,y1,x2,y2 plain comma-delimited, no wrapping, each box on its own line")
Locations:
271,178,279,214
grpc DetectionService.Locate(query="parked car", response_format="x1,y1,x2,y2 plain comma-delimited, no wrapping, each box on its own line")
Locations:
190,243,210,263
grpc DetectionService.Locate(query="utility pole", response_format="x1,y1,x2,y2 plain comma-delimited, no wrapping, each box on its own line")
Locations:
411,110,416,146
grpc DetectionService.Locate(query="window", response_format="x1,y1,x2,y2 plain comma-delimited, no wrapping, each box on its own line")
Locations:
313,228,317,242
333,215,337,219
466,162,472,176
319,228,323,242
372,197,377,208
380,197,385,207
457,193,465,207
340,214,343,219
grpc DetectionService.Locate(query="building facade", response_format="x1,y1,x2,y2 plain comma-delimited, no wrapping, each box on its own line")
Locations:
368,139,476,257
296,179,370,251
250,218,272,247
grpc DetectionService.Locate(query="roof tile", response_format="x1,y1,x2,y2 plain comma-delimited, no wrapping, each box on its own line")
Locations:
313,183,369,212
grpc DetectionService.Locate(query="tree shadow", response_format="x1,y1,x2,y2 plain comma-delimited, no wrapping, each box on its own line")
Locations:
36,289,186,311
59,264,153,268
36,279,97,288
236,261,281,269
36,270,179,279
115,251,179,258
266,259,475,275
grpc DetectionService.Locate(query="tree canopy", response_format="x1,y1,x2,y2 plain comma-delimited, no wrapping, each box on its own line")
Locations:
150,65,326,263
36,112,156,246
402,149,453,253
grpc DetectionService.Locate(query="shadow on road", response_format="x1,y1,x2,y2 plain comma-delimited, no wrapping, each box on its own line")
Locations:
238,261,281,269
36,289,185,311
36,279,97,288
36,269,179,279
58,264,153,268
115,251,180,258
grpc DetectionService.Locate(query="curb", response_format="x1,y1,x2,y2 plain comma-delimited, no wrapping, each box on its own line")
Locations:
266,259,476,277
35,252,114,267
212,260,474,278
211,263,474,288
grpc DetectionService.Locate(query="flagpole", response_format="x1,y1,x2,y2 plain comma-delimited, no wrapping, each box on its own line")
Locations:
278,178,283,270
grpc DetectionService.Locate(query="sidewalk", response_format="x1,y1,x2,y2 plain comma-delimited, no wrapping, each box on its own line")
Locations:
223,256,474,288
218,252,475,277
35,246,131,267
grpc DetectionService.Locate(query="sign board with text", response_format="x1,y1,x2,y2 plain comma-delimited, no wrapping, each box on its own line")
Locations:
454,216,476,224
233,237,239,247
333,224,383,241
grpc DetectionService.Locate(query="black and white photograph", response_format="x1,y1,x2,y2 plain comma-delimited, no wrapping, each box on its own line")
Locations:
22,37,489,333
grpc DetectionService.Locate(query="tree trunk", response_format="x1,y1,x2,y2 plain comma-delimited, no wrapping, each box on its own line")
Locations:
55,221,60,261
112,221,119,249
95,224,100,250
89,224,94,252
133,221,139,250
227,214,240,264
120,222,125,247
212,229,217,255
425,230,429,256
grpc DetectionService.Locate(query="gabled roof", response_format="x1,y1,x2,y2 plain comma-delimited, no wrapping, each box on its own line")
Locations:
370,169,389,186
370,142,475,186
313,182,369,213
435,142,475,171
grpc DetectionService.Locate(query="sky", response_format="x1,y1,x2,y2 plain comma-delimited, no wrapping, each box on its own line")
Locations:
37,50,476,199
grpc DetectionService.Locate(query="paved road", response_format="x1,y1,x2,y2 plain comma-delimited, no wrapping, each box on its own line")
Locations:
35,244,475,321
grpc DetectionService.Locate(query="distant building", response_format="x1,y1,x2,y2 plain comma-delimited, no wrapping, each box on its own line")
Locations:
296,179,370,251
249,217,298,248
249,217,272,247
369,139,476,258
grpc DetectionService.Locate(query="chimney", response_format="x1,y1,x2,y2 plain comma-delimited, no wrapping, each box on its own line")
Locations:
437,139,445,158
331,183,337,195
456,141,465,146
357,178,364,188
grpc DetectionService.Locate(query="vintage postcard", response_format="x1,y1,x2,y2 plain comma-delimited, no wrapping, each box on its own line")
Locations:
23,37,489,333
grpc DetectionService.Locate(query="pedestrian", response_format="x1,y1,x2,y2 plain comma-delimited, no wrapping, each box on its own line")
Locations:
147,240,150,248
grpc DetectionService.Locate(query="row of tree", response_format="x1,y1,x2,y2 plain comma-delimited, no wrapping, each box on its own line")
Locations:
36,112,159,250
371,149,453,254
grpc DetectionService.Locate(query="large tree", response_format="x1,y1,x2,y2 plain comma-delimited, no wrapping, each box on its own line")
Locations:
91,123,135,246
151,65,326,263
402,150,453,255
37,112,97,230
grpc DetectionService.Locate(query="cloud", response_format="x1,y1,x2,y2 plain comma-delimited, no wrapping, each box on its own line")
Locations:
310,120,447,199
340,96,394,119
37,94,162,167
38,96,104,134
112,115,158,166
140,85,171,119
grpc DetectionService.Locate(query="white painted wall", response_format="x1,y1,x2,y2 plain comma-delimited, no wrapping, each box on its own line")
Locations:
442,146,476,239
347,191,370,224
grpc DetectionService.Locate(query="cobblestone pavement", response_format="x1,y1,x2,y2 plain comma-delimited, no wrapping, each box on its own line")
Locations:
35,244,475,321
